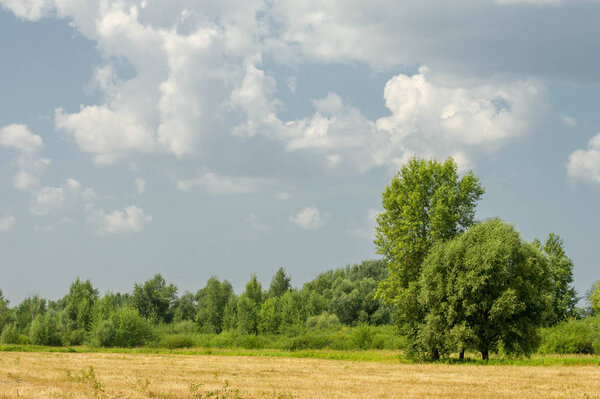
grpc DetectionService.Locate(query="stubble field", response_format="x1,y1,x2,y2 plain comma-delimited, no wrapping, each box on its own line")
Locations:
0,351,599,399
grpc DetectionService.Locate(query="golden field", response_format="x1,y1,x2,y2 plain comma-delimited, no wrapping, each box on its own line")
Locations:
0,351,599,399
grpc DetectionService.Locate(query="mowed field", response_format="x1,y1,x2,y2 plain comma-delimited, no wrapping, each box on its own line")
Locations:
0,351,599,399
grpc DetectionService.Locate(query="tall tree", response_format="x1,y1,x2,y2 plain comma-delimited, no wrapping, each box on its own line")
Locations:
173,291,197,322
268,268,291,298
61,278,99,332
132,274,178,323
236,274,264,334
195,277,233,333
419,219,553,360
538,234,578,324
0,290,12,334
15,295,46,333
374,157,484,352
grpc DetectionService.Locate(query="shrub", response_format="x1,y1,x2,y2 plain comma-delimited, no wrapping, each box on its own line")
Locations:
350,324,374,349
160,334,195,349
113,307,153,347
539,319,596,354
92,307,153,347
63,328,86,346
306,312,341,331
29,313,62,346
94,320,117,347
0,324,20,344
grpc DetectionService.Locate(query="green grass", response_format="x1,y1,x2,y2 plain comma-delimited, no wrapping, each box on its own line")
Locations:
2,343,600,366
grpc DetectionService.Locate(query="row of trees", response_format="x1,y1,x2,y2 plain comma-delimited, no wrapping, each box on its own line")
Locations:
0,157,597,359
0,260,391,346
373,157,588,360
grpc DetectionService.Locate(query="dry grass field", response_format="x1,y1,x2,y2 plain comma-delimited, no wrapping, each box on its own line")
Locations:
0,351,599,399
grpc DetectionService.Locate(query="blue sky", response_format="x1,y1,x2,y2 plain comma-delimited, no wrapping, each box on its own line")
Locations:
0,0,599,304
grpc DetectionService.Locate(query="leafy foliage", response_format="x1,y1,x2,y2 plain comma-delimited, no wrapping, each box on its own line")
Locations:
132,274,177,323
419,219,553,360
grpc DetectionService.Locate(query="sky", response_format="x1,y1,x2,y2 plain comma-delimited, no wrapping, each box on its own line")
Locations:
0,0,599,304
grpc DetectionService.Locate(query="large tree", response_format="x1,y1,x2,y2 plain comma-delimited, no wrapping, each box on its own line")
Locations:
132,274,178,323
61,278,99,332
195,277,234,333
374,157,484,354
236,274,264,334
419,219,553,360
0,290,12,334
268,268,291,298
537,233,578,324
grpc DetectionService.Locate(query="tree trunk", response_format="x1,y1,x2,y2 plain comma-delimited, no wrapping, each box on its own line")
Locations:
481,350,489,361
459,348,465,361
432,349,440,361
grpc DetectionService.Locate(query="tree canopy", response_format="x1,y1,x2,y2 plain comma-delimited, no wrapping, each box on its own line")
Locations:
374,157,484,354
419,219,553,360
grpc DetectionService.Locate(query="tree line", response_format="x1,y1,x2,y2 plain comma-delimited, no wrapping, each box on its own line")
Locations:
0,260,392,347
0,157,599,359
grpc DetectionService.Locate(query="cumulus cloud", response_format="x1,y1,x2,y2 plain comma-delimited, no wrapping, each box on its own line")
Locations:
0,124,50,191
0,216,16,231
177,169,272,195
0,0,558,179
290,206,327,230
0,124,43,153
0,0,52,21
29,178,96,216
55,105,156,164
89,205,153,236
567,133,600,184
231,67,545,172
373,67,545,168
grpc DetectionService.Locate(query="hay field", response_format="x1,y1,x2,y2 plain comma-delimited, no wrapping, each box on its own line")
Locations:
0,351,599,399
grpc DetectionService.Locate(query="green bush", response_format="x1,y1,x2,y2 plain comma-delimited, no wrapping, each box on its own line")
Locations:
160,334,195,349
94,320,117,347
112,307,153,347
0,324,20,344
306,312,341,331
63,328,86,346
539,318,598,354
92,307,153,347
29,313,62,346
350,324,374,349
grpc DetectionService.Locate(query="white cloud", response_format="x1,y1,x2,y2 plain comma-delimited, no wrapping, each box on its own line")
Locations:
134,178,146,195
372,68,545,168
55,105,156,164
89,205,153,236
0,0,52,21
0,1,553,174
0,124,50,191
0,216,16,231
177,169,272,195
290,206,327,230
0,124,43,153
29,178,96,216
567,133,600,184
231,68,545,172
